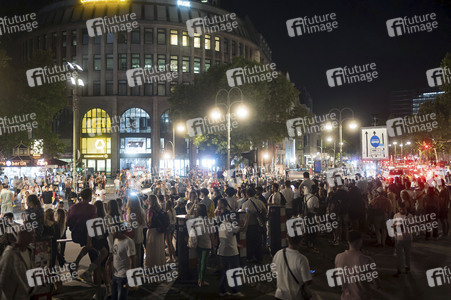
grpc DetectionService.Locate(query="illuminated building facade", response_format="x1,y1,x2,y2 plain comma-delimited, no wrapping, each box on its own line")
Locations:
16,0,271,175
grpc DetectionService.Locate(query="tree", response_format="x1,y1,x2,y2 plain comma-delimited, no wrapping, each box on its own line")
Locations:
168,57,308,165
0,49,67,157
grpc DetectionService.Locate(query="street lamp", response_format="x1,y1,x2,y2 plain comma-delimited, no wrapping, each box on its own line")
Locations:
328,108,358,167
166,121,185,177
67,62,84,191
211,87,248,171
393,141,398,160
326,136,336,168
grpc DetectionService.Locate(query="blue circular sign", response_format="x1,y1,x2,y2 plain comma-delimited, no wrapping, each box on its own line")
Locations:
370,136,380,147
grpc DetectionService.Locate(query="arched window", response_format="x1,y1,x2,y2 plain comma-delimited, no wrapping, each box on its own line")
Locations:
82,108,111,135
120,108,151,133
160,110,171,136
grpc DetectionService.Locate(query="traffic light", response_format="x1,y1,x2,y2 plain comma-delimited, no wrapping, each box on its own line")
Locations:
424,144,430,150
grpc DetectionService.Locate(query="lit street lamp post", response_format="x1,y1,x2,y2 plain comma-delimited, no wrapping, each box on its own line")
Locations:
327,108,357,168
166,122,186,177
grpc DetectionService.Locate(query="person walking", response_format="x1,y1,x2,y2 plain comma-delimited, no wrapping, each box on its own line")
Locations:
392,203,413,277
0,184,14,217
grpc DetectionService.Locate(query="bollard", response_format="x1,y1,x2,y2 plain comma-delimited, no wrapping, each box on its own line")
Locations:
268,205,287,256
176,215,197,282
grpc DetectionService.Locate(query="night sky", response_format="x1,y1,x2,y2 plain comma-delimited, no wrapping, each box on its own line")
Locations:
223,0,451,126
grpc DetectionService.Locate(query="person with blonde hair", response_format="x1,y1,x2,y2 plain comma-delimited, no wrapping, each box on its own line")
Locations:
145,195,166,268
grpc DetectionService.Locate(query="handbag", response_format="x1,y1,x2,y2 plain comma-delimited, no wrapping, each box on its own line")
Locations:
283,248,312,300
250,199,266,228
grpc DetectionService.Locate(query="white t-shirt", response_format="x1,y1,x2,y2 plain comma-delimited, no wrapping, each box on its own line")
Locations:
113,236,136,278
273,248,312,300
96,189,106,201
281,188,294,209
114,179,120,189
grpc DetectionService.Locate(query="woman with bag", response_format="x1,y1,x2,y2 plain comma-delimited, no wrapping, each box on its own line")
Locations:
145,195,166,269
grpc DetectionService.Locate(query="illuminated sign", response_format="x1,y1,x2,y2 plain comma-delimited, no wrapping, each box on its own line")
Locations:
177,1,191,7
81,0,127,4
95,139,106,150
37,159,48,166
83,154,109,159
0,161,28,167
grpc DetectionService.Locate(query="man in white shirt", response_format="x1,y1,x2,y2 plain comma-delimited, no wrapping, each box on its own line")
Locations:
273,235,312,300
114,176,121,196
281,181,294,218
0,184,14,216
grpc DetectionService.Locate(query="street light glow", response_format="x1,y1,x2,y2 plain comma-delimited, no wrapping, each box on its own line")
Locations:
163,152,171,159
325,123,333,131
327,136,333,142
78,79,84,86
349,121,358,129
393,141,397,145
263,152,270,160
236,104,249,119
176,123,186,133
406,141,411,145
210,108,222,120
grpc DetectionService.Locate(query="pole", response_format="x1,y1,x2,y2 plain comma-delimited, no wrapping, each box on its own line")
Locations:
339,121,343,167
320,137,323,172
72,75,78,192
172,126,175,177
227,107,231,172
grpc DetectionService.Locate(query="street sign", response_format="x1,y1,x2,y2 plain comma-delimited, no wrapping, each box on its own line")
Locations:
361,126,389,160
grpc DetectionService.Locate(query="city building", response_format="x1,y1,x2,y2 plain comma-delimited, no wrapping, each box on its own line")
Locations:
389,88,444,117
412,89,445,114
15,0,272,176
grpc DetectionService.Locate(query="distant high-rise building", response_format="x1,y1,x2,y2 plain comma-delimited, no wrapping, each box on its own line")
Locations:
390,89,444,117
412,90,445,114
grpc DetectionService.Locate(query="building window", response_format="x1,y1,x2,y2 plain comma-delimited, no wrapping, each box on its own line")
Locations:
182,31,189,46
157,83,166,96
170,55,178,72
131,28,140,44
120,108,151,133
82,108,111,135
62,32,67,47
144,54,152,70
157,29,166,45
94,35,101,45
182,56,190,73
93,80,101,95
71,30,77,46
144,83,153,96
106,33,114,44
232,41,236,55
94,55,101,71
160,111,171,136
205,35,211,50
82,55,89,70
131,54,140,69
118,32,127,44
205,59,211,71
82,30,89,45
106,81,113,95
194,33,201,48
215,36,220,51
118,54,127,70
131,85,140,96
118,80,127,96
106,54,113,70
170,30,178,45
158,54,166,71
144,28,153,44
52,32,57,49
194,58,201,74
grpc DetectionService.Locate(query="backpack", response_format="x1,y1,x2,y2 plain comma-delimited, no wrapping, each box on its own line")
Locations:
154,210,170,233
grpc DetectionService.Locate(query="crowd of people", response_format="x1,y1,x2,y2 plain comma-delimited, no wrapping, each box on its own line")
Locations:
0,168,449,300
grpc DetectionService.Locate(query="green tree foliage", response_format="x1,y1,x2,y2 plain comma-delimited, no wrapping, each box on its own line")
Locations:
168,57,308,163
0,49,66,157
